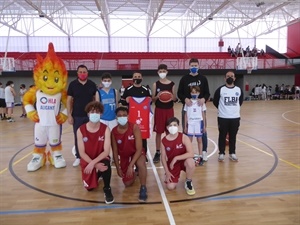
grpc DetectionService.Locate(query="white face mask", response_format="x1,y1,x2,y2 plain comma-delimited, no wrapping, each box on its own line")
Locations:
159,73,167,79
89,113,100,123
102,81,111,88
168,125,178,135
11,84,14,87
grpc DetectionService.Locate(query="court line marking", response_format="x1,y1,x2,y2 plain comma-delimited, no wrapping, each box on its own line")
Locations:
146,149,176,225
0,204,127,215
203,190,300,201
238,139,300,169
1,190,299,215
282,109,300,125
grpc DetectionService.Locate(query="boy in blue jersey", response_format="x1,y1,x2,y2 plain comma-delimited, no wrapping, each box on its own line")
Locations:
99,72,119,130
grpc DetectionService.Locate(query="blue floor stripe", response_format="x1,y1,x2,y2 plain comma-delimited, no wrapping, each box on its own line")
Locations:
0,204,127,215
203,190,300,201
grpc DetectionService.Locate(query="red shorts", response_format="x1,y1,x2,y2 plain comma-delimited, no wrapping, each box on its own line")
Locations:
80,158,110,190
120,149,146,183
167,160,186,183
153,107,174,134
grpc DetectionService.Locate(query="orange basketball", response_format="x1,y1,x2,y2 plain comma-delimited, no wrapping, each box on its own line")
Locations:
158,91,173,103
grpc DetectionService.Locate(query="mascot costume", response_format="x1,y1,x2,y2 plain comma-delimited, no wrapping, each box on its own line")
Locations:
24,43,68,172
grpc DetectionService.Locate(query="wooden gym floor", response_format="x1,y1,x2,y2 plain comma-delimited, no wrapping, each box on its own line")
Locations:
0,100,299,225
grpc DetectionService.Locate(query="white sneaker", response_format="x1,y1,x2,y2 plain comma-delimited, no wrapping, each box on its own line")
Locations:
203,151,208,161
218,154,225,162
229,154,239,162
49,151,66,168
73,158,80,167
27,153,45,171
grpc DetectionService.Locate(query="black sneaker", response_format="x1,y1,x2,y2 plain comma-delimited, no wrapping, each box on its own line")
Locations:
138,186,148,203
153,152,161,163
103,187,114,204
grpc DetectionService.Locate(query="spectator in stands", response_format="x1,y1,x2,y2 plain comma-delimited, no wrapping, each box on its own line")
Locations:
260,49,265,56
251,45,258,57
235,43,241,56
227,46,231,53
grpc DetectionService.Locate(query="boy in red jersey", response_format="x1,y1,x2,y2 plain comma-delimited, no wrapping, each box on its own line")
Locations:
152,64,177,163
111,106,148,202
77,101,114,204
161,117,196,196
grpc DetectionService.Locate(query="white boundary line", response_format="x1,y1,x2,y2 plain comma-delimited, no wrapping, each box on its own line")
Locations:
282,110,300,125
146,148,176,225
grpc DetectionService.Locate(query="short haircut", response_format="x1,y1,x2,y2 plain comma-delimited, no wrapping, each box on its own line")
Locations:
190,85,200,92
0,82,2,85
115,106,129,115
225,70,235,77
77,64,88,72
158,64,167,70
189,58,199,65
132,71,142,77
85,101,104,114
20,84,26,88
166,117,180,126
101,72,112,80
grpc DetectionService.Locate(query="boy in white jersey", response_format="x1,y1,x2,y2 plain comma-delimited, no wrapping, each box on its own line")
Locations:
184,86,206,165
5,81,16,122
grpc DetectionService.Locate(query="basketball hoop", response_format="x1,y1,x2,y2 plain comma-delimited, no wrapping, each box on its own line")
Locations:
246,66,252,74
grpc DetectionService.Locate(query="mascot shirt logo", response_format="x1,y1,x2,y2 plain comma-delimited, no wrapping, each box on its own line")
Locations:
39,96,57,110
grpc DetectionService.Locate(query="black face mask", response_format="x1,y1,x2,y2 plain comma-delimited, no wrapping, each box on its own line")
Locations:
226,77,234,85
133,78,142,84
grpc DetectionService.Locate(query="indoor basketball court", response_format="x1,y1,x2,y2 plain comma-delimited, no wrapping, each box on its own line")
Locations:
0,100,299,225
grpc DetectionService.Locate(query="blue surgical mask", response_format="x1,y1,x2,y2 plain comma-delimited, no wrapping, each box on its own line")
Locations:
191,94,199,99
89,113,100,123
190,67,198,74
117,116,128,126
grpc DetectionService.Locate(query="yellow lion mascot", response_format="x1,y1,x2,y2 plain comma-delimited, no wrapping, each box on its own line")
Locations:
24,43,68,172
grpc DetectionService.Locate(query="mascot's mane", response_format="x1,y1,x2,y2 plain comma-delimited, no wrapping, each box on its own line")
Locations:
33,42,67,81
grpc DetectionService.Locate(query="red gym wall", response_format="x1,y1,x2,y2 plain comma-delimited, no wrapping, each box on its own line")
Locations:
287,21,300,58
287,21,300,86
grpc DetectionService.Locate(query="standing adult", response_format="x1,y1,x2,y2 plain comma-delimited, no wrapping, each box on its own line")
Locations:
67,65,99,167
177,58,210,161
213,71,244,162
77,101,114,204
0,82,6,120
19,84,27,117
5,80,16,122
111,106,148,202
152,64,176,163
119,71,152,156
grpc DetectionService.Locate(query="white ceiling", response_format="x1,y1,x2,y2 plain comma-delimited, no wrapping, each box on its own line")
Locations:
0,0,299,37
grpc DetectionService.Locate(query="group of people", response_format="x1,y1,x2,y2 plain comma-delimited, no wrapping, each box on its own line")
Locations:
0,81,27,122
1,58,243,204
228,43,265,57
250,83,300,100
63,59,243,204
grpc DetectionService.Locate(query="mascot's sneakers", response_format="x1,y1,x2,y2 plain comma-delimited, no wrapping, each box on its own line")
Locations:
27,153,46,172
47,151,66,169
